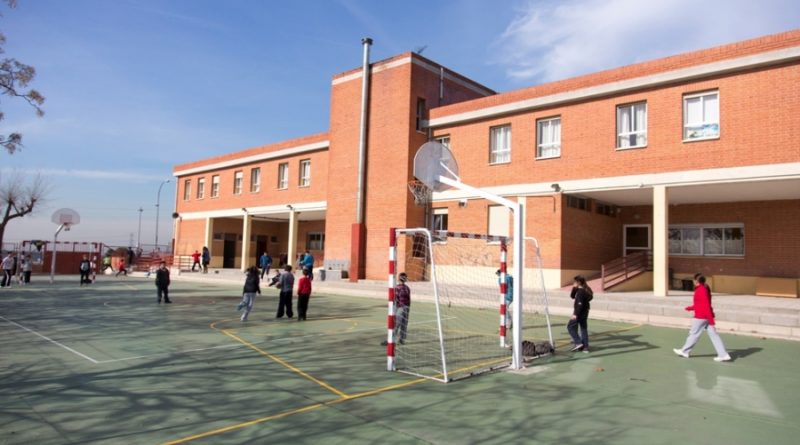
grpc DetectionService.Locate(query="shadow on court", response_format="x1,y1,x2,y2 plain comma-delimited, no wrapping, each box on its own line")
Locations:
1,277,799,444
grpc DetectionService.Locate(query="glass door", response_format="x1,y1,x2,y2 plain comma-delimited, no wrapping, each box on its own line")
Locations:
623,224,651,256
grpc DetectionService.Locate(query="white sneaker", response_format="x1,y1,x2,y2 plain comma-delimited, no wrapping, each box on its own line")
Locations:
713,354,732,362
673,348,689,358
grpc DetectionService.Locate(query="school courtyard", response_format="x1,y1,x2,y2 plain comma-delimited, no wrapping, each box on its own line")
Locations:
1,275,799,445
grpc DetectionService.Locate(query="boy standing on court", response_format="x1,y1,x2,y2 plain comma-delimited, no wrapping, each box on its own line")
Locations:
79,254,91,285
383,272,411,346
272,265,294,318
191,250,201,272
259,251,272,279
155,261,171,304
297,268,312,321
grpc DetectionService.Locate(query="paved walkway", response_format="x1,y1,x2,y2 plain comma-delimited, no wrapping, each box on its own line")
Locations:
172,268,800,341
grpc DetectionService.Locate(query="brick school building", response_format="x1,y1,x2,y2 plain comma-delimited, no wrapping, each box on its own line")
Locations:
172,30,800,297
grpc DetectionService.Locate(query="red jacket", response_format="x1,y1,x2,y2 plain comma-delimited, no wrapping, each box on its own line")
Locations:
686,284,716,325
297,276,312,295
191,252,201,262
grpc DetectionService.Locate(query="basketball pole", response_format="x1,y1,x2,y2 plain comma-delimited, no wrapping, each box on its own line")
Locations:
437,176,524,369
49,223,67,284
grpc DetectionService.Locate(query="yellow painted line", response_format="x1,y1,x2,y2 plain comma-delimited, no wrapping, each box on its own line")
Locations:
220,329,349,398
160,377,430,445
159,401,325,445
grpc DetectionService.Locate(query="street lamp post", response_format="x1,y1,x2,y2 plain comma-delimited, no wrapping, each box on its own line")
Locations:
155,180,170,251
137,207,143,249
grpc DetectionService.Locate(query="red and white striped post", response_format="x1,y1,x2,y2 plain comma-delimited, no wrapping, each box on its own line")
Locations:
387,227,397,371
499,240,508,347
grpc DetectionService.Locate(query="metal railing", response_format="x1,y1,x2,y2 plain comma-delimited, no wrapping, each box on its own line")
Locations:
601,250,652,290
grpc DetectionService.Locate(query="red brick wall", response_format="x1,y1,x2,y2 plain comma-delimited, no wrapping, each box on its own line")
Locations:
620,200,800,278
431,29,800,119
561,199,622,270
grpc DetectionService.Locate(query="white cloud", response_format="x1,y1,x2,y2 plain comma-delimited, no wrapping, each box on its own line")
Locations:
1,167,168,183
493,0,800,83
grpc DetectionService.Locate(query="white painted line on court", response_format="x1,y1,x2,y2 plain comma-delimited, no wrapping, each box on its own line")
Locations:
95,343,245,364
0,315,99,364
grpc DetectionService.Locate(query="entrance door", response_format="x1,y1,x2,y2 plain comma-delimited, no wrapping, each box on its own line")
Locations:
255,235,268,263
623,224,651,256
223,233,236,268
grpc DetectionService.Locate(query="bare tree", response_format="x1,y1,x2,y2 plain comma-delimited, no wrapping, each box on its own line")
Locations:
1,0,45,154
0,172,49,246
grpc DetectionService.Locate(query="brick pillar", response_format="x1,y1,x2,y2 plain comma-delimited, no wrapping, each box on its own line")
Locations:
349,223,365,282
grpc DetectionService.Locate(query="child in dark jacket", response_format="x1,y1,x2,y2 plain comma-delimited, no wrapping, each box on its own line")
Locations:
568,275,593,352
237,267,261,321
297,268,312,321
155,262,171,304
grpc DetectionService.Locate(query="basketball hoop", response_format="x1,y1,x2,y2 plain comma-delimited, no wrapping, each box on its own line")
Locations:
408,180,432,206
50,208,80,284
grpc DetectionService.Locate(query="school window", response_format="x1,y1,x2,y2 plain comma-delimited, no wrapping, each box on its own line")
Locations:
307,233,325,251
536,117,561,159
250,167,261,193
299,159,311,187
432,208,449,242
487,205,510,238
416,97,426,132
183,179,191,201
683,91,719,141
233,171,243,195
617,102,647,148
489,125,511,164
566,196,590,211
436,136,450,148
668,225,744,256
211,175,220,198
278,163,289,189
596,203,617,217
196,177,205,199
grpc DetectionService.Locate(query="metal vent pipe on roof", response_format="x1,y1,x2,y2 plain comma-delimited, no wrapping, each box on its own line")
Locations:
356,37,372,224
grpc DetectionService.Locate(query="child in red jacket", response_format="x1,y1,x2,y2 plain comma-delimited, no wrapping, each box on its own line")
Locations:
673,274,731,362
296,268,312,321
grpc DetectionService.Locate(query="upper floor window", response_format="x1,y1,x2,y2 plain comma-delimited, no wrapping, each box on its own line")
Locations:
183,179,191,201
211,175,220,198
233,171,243,195
299,159,311,187
489,125,511,164
196,177,205,199
416,98,426,132
617,102,647,149
536,117,561,159
278,163,289,189
684,91,719,141
436,136,450,148
250,167,261,193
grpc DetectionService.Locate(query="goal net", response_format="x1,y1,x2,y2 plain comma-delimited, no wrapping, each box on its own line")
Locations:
387,228,553,382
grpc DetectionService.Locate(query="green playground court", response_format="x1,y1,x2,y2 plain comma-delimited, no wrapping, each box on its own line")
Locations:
1,277,799,445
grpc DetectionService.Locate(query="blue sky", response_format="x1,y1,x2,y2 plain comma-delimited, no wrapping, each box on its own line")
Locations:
1,0,797,248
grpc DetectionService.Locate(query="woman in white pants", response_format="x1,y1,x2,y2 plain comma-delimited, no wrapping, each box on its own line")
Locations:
674,274,731,362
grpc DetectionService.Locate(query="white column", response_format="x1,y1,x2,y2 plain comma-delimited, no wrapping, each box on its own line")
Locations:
204,217,214,252
173,217,182,264
653,185,669,297
287,210,299,267
241,213,252,272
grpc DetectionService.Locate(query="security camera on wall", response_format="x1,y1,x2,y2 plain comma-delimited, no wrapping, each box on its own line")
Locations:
458,199,467,208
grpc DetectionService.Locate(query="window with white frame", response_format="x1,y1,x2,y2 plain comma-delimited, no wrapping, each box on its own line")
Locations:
196,177,205,199
487,205,510,238
250,167,260,193
307,233,325,251
278,163,289,189
183,179,191,201
416,98,426,132
432,208,448,232
436,136,450,148
299,159,311,187
683,91,719,140
211,175,220,198
617,102,647,148
489,125,511,164
536,117,561,158
669,224,743,256
233,171,243,195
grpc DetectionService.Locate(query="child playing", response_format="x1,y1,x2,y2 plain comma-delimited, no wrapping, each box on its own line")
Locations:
382,272,411,346
237,267,261,321
155,261,171,303
297,268,312,321
116,258,128,277
673,274,731,362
